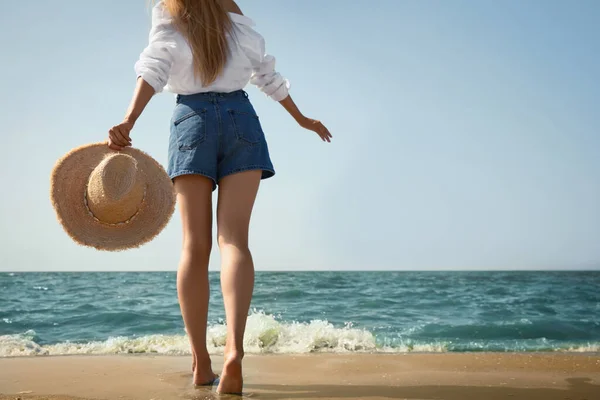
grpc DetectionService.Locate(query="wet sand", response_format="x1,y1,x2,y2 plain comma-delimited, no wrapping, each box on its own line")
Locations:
1,353,599,399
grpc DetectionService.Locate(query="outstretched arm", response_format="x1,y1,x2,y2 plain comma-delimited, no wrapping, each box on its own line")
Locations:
249,51,332,142
278,95,332,142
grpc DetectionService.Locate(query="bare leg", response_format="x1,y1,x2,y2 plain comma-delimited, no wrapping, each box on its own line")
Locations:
215,170,261,394
174,175,218,386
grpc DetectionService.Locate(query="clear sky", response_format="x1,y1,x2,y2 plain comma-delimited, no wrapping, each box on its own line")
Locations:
1,0,599,271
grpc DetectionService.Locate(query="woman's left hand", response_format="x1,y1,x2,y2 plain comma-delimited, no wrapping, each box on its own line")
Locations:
108,120,134,150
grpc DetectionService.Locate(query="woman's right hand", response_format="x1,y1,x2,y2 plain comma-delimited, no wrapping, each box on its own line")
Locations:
299,117,332,143
107,120,134,151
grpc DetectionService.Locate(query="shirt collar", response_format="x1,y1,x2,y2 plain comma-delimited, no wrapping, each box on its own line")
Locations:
229,13,255,27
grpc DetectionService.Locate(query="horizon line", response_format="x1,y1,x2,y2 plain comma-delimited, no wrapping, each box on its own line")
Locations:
2,268,599,273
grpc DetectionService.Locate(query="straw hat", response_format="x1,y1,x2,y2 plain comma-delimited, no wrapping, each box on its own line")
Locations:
50,143,176,251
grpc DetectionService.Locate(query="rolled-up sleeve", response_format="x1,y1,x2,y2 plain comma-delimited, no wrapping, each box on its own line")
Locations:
249,38,290,102
134,4,176,93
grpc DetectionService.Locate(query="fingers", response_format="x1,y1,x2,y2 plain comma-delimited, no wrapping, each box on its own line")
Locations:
109,124,132,147
107,124,132,150
118,125,132,143
107,138,124,151
305,119,332,143
108,131,127,147
318,122,332,143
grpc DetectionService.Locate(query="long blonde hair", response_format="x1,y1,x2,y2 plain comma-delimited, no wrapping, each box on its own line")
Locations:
162,0,233,85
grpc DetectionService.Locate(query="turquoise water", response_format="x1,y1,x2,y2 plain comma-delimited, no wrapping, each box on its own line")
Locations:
1,271,599,356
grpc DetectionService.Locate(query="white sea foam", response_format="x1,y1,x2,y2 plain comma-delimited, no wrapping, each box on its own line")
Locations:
0,313,381,357
0,330,48,357
1,313,598,357
559,343,600,352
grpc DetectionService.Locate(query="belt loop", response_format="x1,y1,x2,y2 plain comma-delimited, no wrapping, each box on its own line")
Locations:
176,94,181,103
243,91,249,99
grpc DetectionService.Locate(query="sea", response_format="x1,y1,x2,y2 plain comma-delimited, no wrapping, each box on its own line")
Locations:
1,271,599,357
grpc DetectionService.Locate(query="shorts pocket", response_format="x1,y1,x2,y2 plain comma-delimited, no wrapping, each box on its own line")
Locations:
173,109,207,150
228,110,263,145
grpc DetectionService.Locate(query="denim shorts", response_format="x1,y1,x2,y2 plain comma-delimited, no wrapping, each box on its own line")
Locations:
167,90,275,190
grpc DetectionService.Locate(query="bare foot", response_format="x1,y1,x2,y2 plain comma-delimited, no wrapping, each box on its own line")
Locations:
194,368,219,387
193,355,218,386
217,354,243,395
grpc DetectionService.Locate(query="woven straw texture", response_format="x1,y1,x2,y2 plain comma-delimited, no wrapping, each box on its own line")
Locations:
50,143,176,251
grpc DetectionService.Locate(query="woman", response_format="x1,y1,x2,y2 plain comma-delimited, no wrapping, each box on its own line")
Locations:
107,0,331,395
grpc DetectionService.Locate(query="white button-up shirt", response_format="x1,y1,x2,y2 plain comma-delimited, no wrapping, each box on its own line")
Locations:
134,2,290,101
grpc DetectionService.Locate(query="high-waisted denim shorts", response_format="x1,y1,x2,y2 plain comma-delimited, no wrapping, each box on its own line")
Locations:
168,90,275,190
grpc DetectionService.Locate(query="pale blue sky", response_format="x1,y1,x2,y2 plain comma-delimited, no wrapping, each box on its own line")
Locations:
1,0,598,271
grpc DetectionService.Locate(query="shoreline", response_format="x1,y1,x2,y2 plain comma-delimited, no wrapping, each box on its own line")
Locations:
2,350,600,358
1,353,599,399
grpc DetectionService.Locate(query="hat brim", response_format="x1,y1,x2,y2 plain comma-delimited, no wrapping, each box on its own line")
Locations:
50,143,176,251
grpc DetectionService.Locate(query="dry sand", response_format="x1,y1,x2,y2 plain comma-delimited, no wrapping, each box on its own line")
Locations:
1,353,599,399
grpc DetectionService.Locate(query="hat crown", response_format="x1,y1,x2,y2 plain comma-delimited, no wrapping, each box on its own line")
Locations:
86,154,145,225
98,154,137,201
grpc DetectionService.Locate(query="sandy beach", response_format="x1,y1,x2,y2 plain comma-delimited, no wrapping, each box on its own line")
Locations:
0,353,599,399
